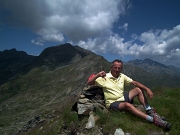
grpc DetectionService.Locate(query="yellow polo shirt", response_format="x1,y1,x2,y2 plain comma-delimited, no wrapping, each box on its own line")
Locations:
95,72,133,107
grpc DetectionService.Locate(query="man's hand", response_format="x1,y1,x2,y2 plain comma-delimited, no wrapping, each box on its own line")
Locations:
97,71,106,79
147,89,153,99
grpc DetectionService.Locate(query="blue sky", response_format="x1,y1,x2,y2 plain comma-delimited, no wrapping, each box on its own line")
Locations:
0,0,180,67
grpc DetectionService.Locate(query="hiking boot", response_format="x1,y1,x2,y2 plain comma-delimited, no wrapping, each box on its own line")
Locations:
146,108,166,121
153,115,171,131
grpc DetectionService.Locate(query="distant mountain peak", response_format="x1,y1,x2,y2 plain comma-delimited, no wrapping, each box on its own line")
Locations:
0,49,36,85
0,48,30,59
128,58,168,68
33,43,94,68
126,58,180,76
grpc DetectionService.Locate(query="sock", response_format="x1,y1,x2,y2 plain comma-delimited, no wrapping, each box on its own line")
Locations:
145,105,152,111
146,115,153,122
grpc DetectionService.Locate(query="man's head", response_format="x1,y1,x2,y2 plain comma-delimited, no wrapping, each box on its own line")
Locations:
111,59,123,78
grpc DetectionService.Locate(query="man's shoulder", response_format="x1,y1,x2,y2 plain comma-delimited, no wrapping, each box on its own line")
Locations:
119,73,126,77
119,73,132,79
120,73,133,82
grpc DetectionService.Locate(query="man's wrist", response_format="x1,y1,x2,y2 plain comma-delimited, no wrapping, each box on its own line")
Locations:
95,73,100,78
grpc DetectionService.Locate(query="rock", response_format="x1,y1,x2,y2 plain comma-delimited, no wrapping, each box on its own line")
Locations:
114,128,125,135
85,111,95,129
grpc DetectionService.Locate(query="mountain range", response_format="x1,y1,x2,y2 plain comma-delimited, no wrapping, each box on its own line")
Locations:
1,43,179,88
0,43,180,134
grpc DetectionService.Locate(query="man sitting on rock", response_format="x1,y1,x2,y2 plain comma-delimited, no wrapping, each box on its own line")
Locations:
86,59,171,131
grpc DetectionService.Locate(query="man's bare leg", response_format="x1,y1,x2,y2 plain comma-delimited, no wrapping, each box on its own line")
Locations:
118,102,153,121
128,87,150,109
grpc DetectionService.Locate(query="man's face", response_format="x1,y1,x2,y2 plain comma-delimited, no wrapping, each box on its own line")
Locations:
111,61,123,78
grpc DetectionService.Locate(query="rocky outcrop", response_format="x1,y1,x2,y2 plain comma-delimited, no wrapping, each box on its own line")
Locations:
13,115,45,134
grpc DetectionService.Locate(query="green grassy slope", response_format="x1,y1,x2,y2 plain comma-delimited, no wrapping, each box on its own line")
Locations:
8,87,179,135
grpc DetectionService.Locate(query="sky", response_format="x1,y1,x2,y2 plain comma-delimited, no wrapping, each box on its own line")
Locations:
0,0,180,68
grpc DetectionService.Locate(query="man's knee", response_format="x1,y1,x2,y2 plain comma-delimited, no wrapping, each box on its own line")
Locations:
124,102,134,111
135,87,142,92
129,87,143,98
135,87,145,96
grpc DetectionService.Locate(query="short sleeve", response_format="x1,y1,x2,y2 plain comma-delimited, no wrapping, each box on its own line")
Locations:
95,77,105,87
123,74,133,85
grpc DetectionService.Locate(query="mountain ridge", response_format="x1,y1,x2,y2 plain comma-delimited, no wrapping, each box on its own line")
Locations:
0,48,36,85
126,58,180,77
1,43,180,87
31,43,94,69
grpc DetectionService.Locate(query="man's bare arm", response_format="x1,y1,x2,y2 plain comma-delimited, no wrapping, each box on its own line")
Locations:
86,71,106,85
131,80,154,99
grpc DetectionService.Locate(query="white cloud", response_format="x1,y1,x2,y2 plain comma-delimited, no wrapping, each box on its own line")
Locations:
118,23,128,32
31,39,44,46
78,34,131,56
78,24,180,67
123,25,180,66
135,25,180,58
0,0,125,44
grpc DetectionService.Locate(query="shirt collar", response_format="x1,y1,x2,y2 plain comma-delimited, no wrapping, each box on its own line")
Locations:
107,72,121,79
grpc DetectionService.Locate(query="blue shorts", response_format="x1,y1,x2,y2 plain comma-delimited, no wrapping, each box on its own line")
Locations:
109,91,133,111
